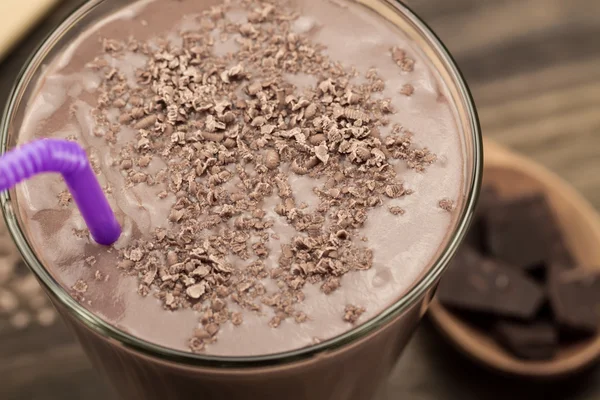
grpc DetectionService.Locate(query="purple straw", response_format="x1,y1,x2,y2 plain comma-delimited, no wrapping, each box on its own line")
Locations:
0,139,121,245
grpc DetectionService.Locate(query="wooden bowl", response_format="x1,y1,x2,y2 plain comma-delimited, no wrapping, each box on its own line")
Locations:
428,138,600,378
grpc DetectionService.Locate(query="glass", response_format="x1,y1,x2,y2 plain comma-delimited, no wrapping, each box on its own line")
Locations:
0,0,482,399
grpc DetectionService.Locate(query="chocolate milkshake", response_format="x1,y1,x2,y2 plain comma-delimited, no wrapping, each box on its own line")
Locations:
3,0,480,398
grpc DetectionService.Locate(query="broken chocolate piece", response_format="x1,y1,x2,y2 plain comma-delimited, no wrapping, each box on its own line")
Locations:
494,320,558,360
548,267,600,336
485,194,566,270
437,247,545,319
465,185,499,252
476,185,500,217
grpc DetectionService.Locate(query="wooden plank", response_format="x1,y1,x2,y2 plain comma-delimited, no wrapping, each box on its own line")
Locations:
407,0,600,55
471,57,600,106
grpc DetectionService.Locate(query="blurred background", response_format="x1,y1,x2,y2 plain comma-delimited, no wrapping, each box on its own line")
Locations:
0,0,599,399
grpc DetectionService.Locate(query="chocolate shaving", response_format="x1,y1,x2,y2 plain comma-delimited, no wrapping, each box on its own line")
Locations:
86,0,443,353
343,304,366,324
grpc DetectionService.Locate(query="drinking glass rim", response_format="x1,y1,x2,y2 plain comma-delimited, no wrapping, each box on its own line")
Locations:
0,0,482,369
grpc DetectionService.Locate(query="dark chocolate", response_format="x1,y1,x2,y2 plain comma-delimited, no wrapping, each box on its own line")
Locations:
466,186,499,252
437,247,545,320
485,194,568,270
548,267,600,336
494,320,558,360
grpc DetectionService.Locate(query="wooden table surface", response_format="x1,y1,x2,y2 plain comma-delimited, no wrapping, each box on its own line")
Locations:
1,0,599,399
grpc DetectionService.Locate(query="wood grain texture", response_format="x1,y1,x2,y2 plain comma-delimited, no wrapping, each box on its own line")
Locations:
0,0,599,399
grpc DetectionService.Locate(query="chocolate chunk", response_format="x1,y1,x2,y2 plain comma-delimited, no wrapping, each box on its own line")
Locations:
437,247,545,319
549,267,600,336
494,320,558,360
465,186,499,252
485,194,567,270
465,220,485,252
477,185,501,217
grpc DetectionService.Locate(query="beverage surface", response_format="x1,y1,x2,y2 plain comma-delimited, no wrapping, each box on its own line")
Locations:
15,0,464,356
